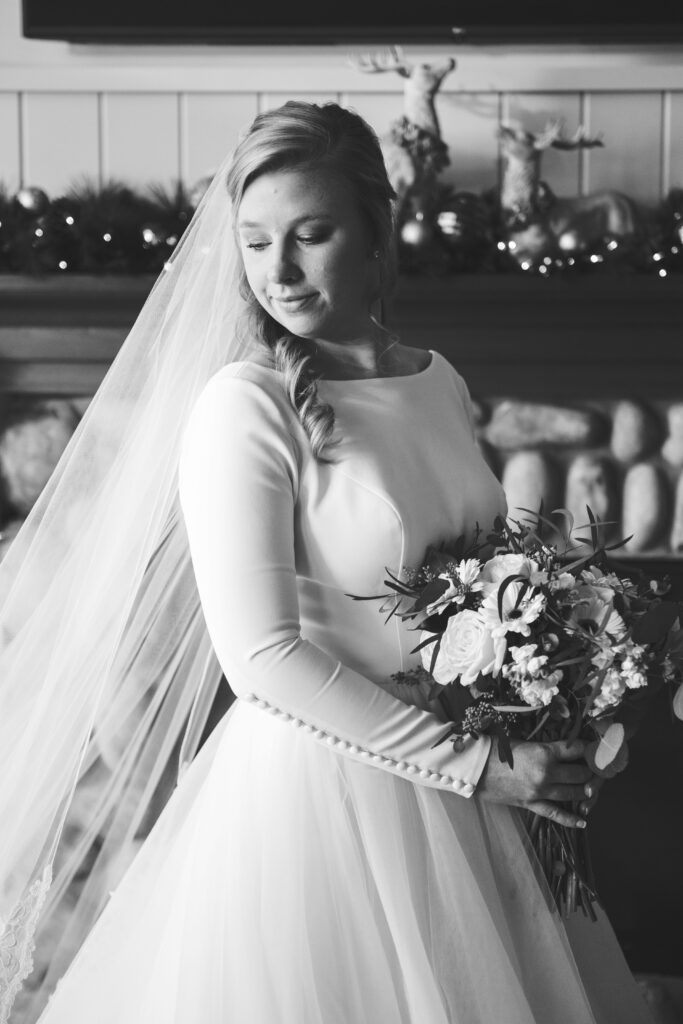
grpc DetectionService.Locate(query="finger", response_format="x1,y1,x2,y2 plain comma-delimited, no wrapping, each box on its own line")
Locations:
528,800,587,830
547,739,587,762
550,762,593,785
544,784,590,804
580,776,605,814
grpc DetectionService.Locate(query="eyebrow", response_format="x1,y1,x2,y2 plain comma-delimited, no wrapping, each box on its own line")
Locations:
237,214,332,229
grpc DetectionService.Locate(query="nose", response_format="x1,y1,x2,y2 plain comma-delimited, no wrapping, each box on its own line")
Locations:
266,241,302,285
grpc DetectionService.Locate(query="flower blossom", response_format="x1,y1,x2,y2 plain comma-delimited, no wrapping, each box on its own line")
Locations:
478,553,545,597
479,580,546,639
423,559,484,617
502,643,563,708
420,608,504,686
566,584,626,640
589,640,649,715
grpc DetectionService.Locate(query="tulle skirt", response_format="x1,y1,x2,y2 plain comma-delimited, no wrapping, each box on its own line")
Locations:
34,696,652,1024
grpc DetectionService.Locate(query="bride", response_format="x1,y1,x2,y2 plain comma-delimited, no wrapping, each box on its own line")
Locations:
0,101,654,1023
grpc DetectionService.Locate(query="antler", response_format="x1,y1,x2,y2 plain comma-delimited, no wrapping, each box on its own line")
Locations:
348,45,411,78
535,120,604,151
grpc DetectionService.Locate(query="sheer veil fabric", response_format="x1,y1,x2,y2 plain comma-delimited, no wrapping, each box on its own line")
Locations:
0,149,259,1020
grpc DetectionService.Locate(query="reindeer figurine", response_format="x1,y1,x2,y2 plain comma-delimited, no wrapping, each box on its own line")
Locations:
498,121,642,264
350,46,456,217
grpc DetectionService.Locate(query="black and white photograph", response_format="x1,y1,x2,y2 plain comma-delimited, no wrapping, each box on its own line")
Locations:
0,1,682,1021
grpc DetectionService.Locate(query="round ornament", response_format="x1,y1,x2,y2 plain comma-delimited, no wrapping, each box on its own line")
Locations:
14,186,50,217
400,212,435,249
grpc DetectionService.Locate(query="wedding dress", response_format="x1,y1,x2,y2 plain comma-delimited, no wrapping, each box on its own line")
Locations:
32,349,653,1024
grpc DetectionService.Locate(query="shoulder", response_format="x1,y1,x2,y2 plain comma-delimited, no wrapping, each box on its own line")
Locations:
180,360,302,469
190,360,295,424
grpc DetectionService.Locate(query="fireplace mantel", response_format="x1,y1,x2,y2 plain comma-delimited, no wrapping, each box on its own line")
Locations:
1,272,681,398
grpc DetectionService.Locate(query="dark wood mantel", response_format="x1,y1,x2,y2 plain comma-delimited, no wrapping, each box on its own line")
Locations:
1,272,682,398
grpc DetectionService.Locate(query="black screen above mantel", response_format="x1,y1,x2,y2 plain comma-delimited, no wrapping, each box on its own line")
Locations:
21,0,683,44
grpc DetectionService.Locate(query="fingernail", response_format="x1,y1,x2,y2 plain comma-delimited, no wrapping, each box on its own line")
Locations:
577,819,587,829
585,784,593,798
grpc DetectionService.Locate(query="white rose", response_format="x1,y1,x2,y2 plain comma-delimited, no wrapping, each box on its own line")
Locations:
420,609,503,686
479,553,541,597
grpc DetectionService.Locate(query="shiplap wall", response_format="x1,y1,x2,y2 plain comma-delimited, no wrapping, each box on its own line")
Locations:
2,2,683,200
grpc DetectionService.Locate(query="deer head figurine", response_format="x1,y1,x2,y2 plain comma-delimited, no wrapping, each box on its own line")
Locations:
497,120,641,264
349,46,455,139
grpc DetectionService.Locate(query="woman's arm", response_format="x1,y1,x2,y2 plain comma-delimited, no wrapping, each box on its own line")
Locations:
178,369,491,797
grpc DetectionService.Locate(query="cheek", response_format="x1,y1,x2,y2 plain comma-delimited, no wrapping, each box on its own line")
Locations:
323,248,373,302
242,258,265,297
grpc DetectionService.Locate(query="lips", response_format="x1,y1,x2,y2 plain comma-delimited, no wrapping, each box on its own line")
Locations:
270,293,316,313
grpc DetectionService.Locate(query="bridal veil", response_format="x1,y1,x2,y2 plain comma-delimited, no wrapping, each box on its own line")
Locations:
0,147,256,1021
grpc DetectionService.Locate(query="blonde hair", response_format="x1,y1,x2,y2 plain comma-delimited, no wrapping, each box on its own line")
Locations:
226,101,398,464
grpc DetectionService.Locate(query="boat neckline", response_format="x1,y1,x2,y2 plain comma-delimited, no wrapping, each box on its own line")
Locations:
318,349,436,384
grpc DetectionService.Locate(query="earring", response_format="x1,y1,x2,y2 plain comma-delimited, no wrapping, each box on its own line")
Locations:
373,250,380,259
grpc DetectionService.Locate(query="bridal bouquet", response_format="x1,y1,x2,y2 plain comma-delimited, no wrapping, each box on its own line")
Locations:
347,506,683,918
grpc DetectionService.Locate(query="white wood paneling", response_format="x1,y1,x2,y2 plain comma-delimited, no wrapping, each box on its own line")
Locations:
5,50,683,93
181,93,258,183
585,92,663,202
506,93,583,197
102,93,180,187
340,92,400,139
668,92,683,191
0,93,21,189
23,92,99,194
439,93,500,192
259,92,339,112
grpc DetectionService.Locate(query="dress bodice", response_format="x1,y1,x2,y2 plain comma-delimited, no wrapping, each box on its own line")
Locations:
178,348,507,798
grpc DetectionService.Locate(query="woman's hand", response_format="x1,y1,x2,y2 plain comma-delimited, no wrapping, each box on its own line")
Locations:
477,737,600,829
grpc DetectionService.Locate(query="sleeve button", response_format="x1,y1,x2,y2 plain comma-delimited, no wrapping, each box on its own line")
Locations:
406,765,418,775
336,740,349,751
429,772,441,782
348,745,360,755
314,729,326,739
371,754,383,763
326,735,337,746
419,769,430,779
383,758,396,767
396,761,408,771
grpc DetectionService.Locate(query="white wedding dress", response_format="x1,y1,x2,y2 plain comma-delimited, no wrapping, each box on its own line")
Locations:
33,349,653,1023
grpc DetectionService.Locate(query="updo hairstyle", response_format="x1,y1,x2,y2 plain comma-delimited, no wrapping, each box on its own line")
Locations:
226,101,397,464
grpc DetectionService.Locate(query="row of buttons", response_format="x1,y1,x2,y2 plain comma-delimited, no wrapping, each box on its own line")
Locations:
241,692,475,797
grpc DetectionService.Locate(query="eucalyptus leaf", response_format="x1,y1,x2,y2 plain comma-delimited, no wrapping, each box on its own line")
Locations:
631,602,680,644
673,682,683,721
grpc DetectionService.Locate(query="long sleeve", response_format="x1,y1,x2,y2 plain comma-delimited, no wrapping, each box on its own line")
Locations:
177,367,492,797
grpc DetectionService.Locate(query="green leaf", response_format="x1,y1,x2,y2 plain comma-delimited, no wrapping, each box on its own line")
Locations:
412,576,452,614
586,722,629,777
410,632,439,655
494,728,514,768
632,602,681,644
673,683,683,721
497,573,524,622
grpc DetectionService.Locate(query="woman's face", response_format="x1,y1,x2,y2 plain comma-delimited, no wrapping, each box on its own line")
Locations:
236,164,378,344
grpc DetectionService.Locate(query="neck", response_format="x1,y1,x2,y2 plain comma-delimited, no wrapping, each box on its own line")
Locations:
310,334,399,380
